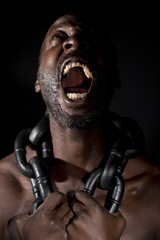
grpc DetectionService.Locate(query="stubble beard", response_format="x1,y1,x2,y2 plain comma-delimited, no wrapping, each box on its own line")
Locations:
37,69,111,131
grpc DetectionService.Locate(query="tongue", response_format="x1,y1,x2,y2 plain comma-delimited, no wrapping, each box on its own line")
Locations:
62,67,91,94
62,67,88,88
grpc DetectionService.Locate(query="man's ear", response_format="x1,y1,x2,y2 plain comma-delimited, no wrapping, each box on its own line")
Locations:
35,80,41,93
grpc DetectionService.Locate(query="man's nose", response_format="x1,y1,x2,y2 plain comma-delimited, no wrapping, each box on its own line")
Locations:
63,36,88,52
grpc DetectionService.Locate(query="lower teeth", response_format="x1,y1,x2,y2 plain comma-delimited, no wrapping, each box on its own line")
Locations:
67,92,87,100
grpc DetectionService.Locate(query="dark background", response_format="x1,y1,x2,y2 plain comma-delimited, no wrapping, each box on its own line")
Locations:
0,3,160,165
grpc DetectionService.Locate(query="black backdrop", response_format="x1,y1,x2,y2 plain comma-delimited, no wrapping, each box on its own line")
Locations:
0,3,160,164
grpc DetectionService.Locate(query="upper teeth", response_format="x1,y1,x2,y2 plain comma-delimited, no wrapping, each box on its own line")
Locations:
63,62,92,79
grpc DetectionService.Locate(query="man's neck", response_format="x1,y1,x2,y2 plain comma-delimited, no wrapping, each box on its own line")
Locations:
49,115,106,173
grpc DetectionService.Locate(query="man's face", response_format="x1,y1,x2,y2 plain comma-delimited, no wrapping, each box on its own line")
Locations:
37,14,117,130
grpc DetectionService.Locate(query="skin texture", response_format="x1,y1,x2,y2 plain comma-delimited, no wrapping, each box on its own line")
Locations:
1,14,160,240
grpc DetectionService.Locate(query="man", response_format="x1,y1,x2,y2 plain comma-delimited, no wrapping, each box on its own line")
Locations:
0,13,160,239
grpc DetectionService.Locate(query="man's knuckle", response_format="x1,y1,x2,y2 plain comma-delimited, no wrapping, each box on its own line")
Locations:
40,211,50,222
53,191,66,200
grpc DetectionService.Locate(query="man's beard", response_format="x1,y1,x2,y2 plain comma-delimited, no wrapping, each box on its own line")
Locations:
37,70,112,131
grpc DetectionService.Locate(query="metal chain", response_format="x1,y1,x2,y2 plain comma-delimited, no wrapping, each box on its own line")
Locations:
14,111,145,214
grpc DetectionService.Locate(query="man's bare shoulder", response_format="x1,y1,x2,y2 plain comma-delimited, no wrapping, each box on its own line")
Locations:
135,155,160,207
0,152,31,203
122,155,160,239
124,154,160,202
0,152,18,172
0,153,20,186
124,154,160,180
0,146,36,183
0,148,35,193
0,153,26,187
0,153,33,222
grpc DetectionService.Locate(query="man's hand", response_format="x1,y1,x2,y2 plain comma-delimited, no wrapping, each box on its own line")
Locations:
67,191,126,240
15,192,73,240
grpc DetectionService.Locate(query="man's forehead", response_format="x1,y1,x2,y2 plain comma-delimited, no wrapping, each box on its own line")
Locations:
52,14,84,28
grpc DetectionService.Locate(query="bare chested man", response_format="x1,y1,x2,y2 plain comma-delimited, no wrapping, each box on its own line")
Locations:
0,13,160,240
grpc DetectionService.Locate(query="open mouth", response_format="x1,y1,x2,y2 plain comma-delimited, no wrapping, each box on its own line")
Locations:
61,61,93,101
